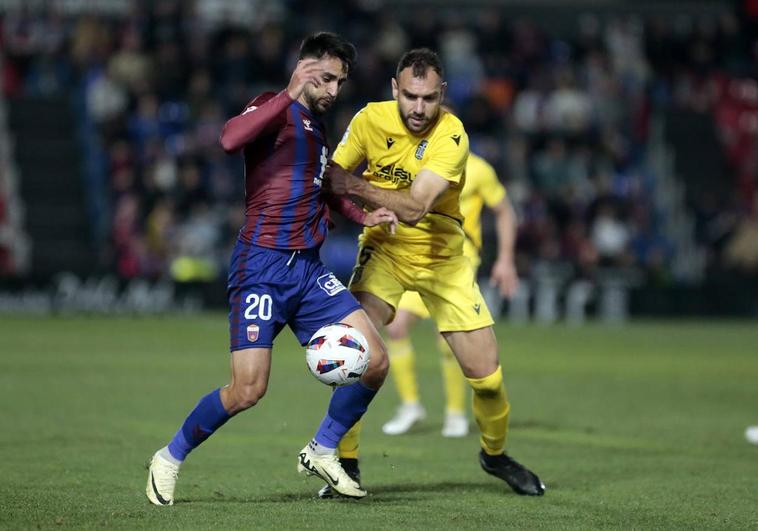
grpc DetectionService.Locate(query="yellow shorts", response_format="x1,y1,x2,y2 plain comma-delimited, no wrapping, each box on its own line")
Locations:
349,244,493,332
397,290,431,319
397,243,482,320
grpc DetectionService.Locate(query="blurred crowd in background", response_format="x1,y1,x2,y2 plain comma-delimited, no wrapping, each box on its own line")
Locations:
1,0,757,289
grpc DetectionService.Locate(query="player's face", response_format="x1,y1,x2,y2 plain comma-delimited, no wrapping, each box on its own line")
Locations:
302,55,348,115
392,67,446,135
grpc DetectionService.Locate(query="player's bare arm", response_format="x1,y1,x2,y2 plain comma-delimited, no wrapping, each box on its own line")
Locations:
326,163,448,225
489,197,519,297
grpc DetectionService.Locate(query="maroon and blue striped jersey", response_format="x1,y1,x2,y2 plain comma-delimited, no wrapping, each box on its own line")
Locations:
221,90,354,250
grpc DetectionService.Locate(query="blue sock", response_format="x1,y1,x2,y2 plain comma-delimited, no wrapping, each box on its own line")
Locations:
167,388,231,461
313,382,377,449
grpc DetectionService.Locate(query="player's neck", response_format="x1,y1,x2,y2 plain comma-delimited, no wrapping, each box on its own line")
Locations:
296,95,317,116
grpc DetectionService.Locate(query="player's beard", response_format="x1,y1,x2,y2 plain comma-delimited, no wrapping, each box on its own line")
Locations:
401,108,438,134
304,90,334,115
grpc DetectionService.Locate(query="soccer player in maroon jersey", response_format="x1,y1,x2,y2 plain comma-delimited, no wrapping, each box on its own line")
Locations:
146,32,395,505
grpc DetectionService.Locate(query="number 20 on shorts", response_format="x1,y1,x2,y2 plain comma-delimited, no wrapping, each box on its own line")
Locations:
244,293,273,321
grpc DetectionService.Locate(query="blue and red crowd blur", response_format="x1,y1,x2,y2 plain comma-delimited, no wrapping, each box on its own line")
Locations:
1,0,757,283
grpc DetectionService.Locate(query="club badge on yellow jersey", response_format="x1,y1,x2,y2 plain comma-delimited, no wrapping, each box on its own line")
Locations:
333,101,469,257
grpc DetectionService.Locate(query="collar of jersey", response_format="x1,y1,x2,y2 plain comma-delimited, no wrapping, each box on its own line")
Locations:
291,100,321,125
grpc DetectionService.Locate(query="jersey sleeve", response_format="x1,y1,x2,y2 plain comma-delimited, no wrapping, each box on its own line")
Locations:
423,126,469,184
479,158,507,207
219,91,290,153
325,193,366,225
331,108,367,172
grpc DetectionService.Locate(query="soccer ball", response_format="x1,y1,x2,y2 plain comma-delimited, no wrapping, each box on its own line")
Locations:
305,323,371,387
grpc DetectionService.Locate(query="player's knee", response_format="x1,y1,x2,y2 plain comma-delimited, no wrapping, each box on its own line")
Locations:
385,320,409,340
468,366,504,398
363,342,389,387
385,326,404,341
230,381,268,411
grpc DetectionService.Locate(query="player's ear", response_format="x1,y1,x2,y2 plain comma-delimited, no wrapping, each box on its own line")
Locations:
439,81,448,101
391,78,399,100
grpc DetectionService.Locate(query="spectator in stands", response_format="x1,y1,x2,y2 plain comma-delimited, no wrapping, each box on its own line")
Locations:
4,2,755,290
723,194,758,274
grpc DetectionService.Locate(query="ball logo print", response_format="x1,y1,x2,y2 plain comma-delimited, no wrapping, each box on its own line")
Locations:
316,359,345,374
338,335,366,352
305,323,370,386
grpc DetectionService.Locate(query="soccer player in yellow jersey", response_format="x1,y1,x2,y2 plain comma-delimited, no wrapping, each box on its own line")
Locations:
381,151,519,438
323,48,544,497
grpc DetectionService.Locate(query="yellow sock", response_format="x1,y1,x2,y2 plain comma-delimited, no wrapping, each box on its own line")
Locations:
437,336,466,414
467,366,510,456
337,420,362,459
386,337,419,404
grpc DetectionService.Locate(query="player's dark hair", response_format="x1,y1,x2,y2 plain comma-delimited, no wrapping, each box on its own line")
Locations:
298,32,357,73
396,48,444,79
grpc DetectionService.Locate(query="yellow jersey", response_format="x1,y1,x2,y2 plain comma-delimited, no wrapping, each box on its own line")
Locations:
332,101,469,257
460,152,507,254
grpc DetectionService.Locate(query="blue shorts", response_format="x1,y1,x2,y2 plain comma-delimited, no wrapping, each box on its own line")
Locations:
228,241,362,351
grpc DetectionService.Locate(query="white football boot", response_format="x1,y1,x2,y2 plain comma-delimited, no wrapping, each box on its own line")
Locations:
146,451,180,506
746,426,758,445
297,445,366,499
441,412,469,438
381,403,426,435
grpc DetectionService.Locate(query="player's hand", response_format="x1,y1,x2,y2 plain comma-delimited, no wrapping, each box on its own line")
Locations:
364,207,398,234
489,258,519,298
287,58,322,100
325,162,360,195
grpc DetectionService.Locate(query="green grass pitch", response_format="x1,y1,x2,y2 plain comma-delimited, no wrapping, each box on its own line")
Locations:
1,315,756,529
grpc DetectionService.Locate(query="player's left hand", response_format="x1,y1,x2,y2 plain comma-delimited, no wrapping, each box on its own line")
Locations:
364,207,398,234
325,162,360,195
489,258,519,298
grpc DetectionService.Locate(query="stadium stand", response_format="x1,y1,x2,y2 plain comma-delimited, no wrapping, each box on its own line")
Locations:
0,51,30,276
1,0,756,314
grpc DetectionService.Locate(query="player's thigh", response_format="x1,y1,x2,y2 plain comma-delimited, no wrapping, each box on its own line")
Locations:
385,296,424,339
417,254,494,333
353,290,395,329
229,347,273,389
349,243,406,325
441,326,499,379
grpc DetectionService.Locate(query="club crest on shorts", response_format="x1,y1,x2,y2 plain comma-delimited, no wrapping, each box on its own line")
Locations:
246,324,259,342
317,273,346,296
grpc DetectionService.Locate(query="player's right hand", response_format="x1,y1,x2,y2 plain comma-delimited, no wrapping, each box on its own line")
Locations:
364,207,398,235
287,59,323,100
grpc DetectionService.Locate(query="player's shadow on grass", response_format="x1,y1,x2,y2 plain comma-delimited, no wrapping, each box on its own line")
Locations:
186,480,514,505
394,423,446,436
364,480,503,501
401,419,565,435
